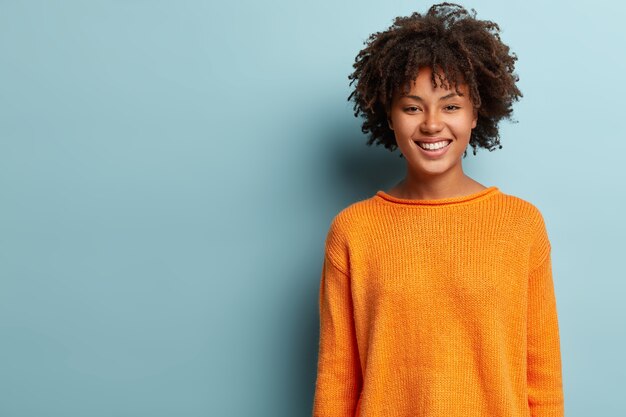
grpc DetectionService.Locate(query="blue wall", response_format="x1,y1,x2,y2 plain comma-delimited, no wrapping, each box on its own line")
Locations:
1,0,624,415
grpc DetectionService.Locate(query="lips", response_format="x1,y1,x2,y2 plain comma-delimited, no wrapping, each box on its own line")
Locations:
414,139,452,150
414,137,452,144
413,138,453,157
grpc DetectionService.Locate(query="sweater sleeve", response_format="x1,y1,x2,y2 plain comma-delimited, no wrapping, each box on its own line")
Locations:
312,253,363,417
527,217,564,416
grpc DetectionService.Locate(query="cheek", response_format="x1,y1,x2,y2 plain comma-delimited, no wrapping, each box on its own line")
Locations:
393,116,418,137
451,116,476,136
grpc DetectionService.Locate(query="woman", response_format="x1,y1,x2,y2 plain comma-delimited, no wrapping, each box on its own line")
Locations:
312,3,564,416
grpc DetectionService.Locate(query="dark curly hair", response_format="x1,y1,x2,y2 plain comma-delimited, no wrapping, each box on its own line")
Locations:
348,2,522,157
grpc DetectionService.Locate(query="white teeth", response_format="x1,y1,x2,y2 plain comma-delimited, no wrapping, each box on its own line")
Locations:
417,141,450,150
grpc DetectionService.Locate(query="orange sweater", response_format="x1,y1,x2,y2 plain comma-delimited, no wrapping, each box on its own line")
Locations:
312,186,564,417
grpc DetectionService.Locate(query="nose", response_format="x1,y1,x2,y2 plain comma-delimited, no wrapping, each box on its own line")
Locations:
419,110,444,134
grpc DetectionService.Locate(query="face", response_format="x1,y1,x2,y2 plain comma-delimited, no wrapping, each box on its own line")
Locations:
388,66,477,181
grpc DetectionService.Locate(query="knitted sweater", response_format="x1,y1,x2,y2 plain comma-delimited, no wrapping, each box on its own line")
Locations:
312,186,564,417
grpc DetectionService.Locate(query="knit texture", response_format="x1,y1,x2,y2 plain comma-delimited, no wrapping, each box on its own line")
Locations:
312,186,564,417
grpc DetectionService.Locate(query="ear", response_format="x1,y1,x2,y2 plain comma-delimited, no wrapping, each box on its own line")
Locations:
471,108,478,129
387,115,394,130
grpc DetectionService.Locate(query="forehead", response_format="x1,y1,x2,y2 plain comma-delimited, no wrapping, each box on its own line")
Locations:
396,67,470,99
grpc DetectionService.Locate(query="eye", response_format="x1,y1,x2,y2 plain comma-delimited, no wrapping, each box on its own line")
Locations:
404,106,421,113
444,105,461,111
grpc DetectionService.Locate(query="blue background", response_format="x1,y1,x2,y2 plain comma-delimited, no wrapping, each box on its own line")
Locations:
1,0,624,416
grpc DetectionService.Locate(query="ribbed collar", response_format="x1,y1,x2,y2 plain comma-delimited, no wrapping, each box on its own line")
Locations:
374,186,500,207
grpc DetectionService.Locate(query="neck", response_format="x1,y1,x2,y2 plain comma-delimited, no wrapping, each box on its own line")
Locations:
391,168,484,200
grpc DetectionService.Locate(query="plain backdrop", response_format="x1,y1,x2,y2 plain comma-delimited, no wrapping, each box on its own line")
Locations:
1,0,624,416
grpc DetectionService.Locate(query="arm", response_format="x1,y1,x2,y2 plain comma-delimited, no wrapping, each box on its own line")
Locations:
312,254,363,417
527,246,565,416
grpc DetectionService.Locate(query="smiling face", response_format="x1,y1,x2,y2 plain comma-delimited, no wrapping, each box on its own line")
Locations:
388,67,478,183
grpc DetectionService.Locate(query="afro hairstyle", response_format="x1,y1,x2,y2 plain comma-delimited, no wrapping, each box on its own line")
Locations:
348,2,523,157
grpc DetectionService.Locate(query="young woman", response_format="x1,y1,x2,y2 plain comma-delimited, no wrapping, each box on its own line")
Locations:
312,3,564,417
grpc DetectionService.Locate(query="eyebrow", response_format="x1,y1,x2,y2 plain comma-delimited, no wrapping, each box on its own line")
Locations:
402,93,462,101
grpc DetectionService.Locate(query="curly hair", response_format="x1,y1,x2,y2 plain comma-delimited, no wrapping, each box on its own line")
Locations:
348,2,522,157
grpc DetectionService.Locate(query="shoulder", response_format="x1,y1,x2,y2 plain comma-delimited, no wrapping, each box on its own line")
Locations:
323,196,379,270
494,190,549,229
497,190,544,215
496,190,552,265
326,194,383,242
331,196,376,228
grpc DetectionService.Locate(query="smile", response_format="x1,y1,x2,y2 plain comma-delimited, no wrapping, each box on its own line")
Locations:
415,140,452,151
